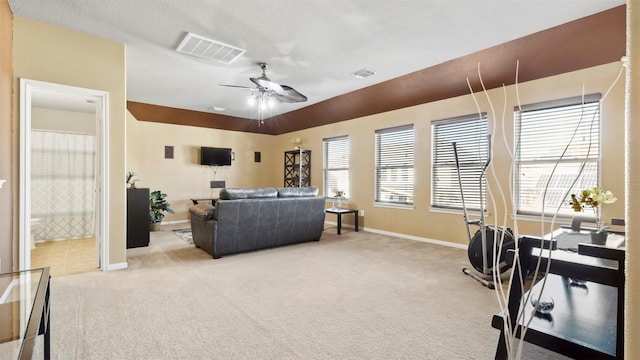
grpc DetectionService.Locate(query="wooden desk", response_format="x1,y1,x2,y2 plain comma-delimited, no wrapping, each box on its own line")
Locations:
493,230,625,359
493,274,618,357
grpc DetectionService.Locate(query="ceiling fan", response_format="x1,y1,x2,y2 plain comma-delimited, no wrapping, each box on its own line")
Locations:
220,63,308,104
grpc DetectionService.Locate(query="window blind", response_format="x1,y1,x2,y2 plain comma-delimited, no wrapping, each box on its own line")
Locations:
515,94,601,216
323,136,350,198
375,125,414,205
432,114,488,211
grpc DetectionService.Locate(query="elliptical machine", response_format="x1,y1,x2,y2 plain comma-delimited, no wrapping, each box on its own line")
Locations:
452,135,515,289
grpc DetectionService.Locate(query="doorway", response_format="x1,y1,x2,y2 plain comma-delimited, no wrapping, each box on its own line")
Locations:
19,79,109,273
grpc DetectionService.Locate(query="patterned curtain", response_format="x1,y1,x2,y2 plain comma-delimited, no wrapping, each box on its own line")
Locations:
31,130,96,241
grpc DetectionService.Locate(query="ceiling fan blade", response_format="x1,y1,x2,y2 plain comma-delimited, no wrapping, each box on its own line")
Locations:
218,84,252,89
274,85,308,103
250,77,284,93
248,63,306,102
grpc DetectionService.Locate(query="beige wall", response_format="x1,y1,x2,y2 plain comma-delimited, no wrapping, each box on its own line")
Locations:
12,17,127,267
626,0,639,356
32,107,96,134
273,62,626,246
126,111,279,222
0,0,13,272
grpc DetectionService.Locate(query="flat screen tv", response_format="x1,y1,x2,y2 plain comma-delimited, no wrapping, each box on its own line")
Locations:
200,147,232,166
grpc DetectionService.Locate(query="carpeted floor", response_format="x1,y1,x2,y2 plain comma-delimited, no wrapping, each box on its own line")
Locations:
33,227,566,359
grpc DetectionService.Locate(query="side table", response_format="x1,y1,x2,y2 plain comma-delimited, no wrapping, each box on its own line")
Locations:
0,267,51,360
324,208,359,235
190,198,217,206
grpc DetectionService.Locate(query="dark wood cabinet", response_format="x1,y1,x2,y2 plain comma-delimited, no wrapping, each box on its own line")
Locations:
284,149,311,187
127,188,150,248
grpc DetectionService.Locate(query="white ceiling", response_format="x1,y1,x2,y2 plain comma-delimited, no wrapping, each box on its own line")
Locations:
9,0,625,120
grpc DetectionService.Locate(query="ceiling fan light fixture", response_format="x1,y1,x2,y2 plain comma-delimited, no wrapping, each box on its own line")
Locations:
219,62,307,125
265,96,276,109
352,68,376,79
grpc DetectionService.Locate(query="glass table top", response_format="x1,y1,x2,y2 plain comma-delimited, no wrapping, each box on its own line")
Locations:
0,268,48,359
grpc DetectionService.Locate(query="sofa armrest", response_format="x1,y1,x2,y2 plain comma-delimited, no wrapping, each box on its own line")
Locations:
189,204,215,220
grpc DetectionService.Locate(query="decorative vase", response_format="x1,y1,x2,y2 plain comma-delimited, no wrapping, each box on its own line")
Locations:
530,292,555,314
150,222,161,232
336,199,342,210
590,230,608,245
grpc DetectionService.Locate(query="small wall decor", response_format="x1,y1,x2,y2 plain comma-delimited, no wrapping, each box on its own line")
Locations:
255,152,261,162
210,180,226,188
126,171,138,188
164,145,174,159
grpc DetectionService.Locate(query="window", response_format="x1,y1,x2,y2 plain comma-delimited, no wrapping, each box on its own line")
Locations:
375,125,414,205
515,94,601,216
432,113,488,211
323,136,350,198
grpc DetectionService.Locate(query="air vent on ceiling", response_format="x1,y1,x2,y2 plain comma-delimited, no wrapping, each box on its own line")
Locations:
351,68,376,79
176,32,245,65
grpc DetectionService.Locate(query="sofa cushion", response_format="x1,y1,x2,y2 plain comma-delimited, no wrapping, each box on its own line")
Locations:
219,187,278,200
189,204,215,220
277,186,319,197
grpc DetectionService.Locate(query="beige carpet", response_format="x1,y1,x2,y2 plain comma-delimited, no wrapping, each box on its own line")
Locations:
34,227,565,359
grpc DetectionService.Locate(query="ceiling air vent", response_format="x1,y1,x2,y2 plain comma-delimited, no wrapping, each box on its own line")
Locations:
176,32,245,65
351,68,376,79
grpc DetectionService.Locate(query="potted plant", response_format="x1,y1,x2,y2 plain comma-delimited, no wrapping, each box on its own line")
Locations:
333,190,346,210
149,190,175,231
290,137,302,150
126,171,138,188
570,187,617,244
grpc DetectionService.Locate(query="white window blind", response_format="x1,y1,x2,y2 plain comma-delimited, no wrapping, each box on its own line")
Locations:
375,125,414,205
323,136,350,198
515,94,601,216
432,114,488,211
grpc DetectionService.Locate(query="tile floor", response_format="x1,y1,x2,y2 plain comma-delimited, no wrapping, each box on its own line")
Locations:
31,237,97,277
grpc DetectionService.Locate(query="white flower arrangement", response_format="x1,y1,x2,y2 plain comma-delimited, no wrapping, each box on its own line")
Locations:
570,187,617,230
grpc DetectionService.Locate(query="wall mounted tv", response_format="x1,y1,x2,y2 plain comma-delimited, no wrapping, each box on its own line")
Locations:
200,147,232,166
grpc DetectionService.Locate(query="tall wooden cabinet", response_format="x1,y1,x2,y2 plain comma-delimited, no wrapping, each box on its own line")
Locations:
127,188,150,248
284,149,311,187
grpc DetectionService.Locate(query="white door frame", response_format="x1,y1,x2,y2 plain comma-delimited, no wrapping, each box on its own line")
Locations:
19,78,110,271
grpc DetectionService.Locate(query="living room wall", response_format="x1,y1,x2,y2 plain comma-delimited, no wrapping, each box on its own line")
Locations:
0,0,12,272
129,63,625,247
12,16,127,268
275,62,626,246
126,111,279,223
31,107,96,134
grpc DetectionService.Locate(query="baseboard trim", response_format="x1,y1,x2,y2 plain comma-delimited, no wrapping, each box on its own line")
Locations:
163,219,189,225
364,227,467,250
105,262,128,271
323,221,467,250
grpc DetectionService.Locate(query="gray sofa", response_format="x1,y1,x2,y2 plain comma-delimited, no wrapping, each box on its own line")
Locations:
189,186,326,258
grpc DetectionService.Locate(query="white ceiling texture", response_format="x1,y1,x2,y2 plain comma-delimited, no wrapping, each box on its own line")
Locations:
8,0,625,120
